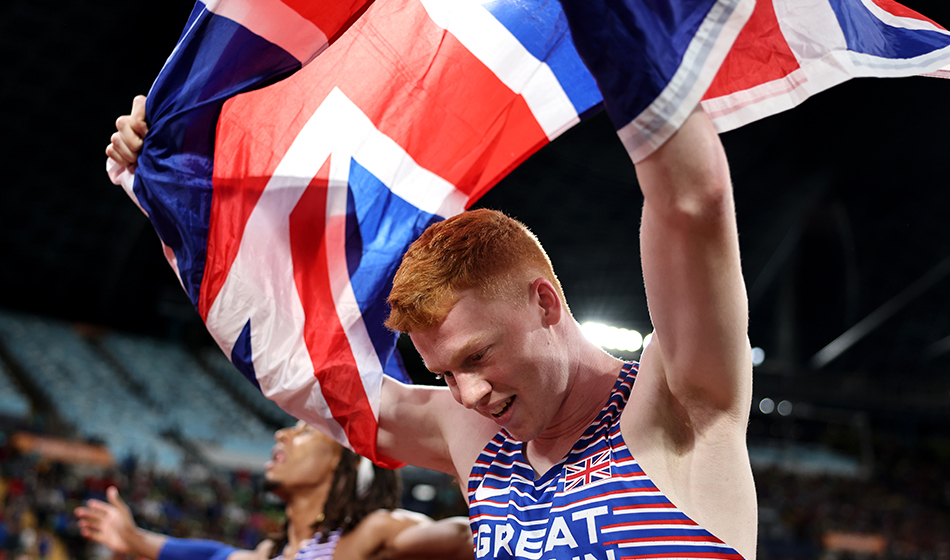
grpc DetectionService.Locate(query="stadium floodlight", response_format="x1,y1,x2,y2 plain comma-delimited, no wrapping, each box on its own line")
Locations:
411,484,437,502
777,400,793,416
581,322,643,352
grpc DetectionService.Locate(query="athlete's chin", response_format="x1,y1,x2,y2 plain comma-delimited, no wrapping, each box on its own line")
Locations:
500,420,544,443
263,469,283,488
262,478,287,497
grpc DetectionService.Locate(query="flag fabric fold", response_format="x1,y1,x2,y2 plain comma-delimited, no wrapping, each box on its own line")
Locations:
124,0,601,466
113,0,949,466
701,0,950,132
557,0,756,162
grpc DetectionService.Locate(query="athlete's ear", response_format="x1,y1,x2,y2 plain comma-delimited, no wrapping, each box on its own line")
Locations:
531,277,562,327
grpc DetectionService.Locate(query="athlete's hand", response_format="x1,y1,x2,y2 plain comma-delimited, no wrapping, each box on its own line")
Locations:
75,486,139,555
106,95,148,168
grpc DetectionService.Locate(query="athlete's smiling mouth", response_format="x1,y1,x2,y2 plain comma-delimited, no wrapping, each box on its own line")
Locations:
491,396,514,418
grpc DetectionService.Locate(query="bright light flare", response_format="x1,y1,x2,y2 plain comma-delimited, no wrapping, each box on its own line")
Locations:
411,484,436,502
581,322,643,352
777,400,793,416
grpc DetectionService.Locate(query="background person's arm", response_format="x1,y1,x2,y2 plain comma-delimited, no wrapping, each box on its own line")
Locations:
388,516,473,560
76,486,263,560
343,509,473,560
75,486,167,559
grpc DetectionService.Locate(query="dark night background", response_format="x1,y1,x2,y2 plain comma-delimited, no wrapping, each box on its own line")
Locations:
2,0,950,438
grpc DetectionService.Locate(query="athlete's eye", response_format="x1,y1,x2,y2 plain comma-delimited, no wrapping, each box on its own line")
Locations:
468,348,488,364
434,371,454,381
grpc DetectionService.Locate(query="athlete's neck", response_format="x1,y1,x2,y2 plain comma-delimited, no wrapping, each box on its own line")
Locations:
283,482,332,555
524,346,623,477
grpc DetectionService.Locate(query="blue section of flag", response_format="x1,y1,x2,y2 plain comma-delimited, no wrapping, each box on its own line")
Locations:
556,0,723,130
384,346,409,384
135,1,301,306
231,319,262,392
828,0,950,58
480,0,602,116
345,159,440,384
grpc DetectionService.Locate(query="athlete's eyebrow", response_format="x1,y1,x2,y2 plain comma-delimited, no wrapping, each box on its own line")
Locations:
424,336,489,373
450,337,491,368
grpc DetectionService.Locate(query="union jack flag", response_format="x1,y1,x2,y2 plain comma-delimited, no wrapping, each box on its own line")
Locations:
556,0,950,160
564,449,612,491
701,0,950,133
111,0,601,467
110,0,949,466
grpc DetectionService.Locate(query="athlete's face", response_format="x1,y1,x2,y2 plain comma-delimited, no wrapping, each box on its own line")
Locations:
265,421,341,494
410,284,570,443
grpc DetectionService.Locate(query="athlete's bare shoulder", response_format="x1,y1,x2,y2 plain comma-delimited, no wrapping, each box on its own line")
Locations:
378,377,499,480
621,343,757,559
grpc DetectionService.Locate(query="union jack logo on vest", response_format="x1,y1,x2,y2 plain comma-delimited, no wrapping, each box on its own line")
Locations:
564,449,612,491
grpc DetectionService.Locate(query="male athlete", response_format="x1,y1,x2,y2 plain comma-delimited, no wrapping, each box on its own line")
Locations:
376,107,757,559
110,96,755,559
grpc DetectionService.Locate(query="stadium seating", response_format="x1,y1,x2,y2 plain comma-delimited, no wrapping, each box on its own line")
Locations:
199,347,296,430
0,311,287,471
0,357,30,419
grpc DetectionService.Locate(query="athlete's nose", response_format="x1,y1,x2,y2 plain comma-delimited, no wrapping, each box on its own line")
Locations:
455,372,492,410
274,420,303,442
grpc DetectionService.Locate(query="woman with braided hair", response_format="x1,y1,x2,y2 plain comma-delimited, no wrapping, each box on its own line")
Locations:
75,421,473,560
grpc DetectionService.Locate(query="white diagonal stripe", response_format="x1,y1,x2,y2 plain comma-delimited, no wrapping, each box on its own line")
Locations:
206,88,468,446
858,0,950,35
420,0,579,140
203,0,330,64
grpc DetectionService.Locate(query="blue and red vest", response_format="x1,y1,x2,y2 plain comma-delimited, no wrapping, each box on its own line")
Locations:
468,362,745,559
275,529,341,560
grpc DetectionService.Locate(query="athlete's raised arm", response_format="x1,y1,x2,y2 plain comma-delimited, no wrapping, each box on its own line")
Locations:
634,106,752,422
622,107,757,558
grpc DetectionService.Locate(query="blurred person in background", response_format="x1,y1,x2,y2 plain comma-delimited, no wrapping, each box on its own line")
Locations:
75,421,473,560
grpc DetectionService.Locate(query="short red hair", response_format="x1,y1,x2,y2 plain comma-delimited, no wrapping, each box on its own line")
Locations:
386,209,566,332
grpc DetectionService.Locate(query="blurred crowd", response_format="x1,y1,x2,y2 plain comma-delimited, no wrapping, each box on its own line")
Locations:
757,434,950,560
1,428,949,560
0,438,284,560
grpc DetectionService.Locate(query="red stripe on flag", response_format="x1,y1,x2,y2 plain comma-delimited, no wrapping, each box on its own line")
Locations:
287,158,391,465
206,0,549,316
280,0,376,44
704,0,800,99
345,1,549,202
200,159,270,320
867,0,946,29
203,88,313,319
